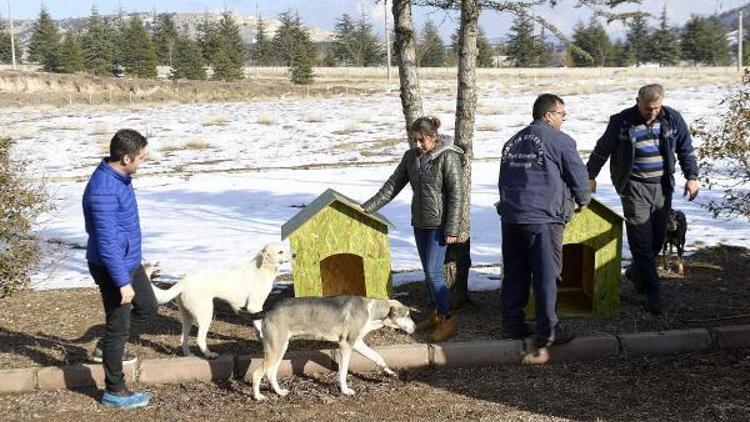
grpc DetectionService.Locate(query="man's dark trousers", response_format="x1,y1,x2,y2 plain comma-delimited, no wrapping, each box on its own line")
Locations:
621,179,671,307
89,263,157,393
501,223,563,339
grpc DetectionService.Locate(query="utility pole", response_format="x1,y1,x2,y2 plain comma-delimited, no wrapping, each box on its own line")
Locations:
385,0,391,82
739,10,744,72
7,0,16,70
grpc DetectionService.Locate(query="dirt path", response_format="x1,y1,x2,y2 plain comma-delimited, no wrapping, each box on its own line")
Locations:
0,349,748,421
1,245,749,370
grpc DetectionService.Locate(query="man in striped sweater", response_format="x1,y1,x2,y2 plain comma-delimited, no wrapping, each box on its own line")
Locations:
586,84,700,316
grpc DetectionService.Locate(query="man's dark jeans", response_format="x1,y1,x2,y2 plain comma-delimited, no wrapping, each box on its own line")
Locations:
89,263,157,393
621,179,671,307
501,223,564,340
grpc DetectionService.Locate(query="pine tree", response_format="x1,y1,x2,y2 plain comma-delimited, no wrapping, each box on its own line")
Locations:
682,15,730,66
535,27,554,67
212,11,245,80
506,14,536,67
706,16,731,66
331,13,356,65
476,27,495,68
27,6,61,72
606,39,631,67
252,16,274,66
272,10,313,67
122,16,157,78
0,19,22,64
290,44,314,84
355,12,383,67
58,34,85,73
419,20,445,67
625,14,651,66
111,10,128,70
197,15,219,64
647,6,680,66
170,35,206,80
81,7,118,76
152,13,179,66
572,18,611,67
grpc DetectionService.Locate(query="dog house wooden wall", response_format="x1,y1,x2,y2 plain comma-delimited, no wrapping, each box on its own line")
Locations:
526,197,624,317
281,189,393,299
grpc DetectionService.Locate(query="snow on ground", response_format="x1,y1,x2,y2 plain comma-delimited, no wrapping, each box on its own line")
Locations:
4,83,747,291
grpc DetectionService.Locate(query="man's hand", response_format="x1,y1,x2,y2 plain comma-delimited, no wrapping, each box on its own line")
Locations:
684,179,700,201
589,179,597,193
120,284,135,305
446,235,458,244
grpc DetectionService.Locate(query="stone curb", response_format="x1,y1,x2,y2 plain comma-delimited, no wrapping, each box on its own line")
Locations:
619,328,713,357
432,340,523,367
709,325,750,350
1,325,748,395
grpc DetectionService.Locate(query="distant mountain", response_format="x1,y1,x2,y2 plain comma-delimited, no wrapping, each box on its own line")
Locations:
5,11,334,48
717,2,750,30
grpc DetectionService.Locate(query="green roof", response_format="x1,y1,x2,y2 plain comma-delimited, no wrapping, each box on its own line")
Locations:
281,188,395,240
587,197,625,221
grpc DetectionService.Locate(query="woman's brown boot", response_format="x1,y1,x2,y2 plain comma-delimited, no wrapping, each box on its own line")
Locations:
416,310,440,330
430,315,456,342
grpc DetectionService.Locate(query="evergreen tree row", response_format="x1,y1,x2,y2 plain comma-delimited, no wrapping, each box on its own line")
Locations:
563,6,731,68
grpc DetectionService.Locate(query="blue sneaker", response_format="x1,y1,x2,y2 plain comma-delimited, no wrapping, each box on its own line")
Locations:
101,389,151,409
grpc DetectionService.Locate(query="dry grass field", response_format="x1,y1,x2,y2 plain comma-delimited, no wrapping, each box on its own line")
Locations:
0,66,741,108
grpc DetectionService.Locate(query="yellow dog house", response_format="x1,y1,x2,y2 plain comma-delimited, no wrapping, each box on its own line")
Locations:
526,197,624,317
281,189,394,299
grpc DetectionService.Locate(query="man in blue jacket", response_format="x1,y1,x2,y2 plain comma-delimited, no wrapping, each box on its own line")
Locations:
498,94,591,348
587,84,699,316
82,129,157,409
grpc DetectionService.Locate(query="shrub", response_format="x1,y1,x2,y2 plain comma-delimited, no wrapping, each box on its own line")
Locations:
0,137,51,297
692,71,750,219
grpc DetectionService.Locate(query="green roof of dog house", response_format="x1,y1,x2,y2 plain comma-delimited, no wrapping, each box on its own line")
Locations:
526,197,624,317
281,188,395,299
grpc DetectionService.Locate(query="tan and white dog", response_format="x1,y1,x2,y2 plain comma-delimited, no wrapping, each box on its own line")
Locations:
251,295,416,400
150,242,290,359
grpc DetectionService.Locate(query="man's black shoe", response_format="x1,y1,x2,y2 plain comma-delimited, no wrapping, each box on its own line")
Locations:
644,302,665,316
503,324,534,340
534,327,575,348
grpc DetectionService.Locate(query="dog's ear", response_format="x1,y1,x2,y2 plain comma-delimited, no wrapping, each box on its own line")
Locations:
253,247,266,269
387,299,409,318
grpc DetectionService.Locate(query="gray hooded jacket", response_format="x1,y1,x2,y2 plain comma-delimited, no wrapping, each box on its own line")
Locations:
363,135,465,236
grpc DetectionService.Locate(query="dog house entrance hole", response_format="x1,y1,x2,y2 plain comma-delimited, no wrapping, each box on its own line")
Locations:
320,253,366,296
559,243,596,314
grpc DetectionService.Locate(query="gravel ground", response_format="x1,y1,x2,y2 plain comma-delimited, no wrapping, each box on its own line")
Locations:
1,245,749,369
0,349,748,421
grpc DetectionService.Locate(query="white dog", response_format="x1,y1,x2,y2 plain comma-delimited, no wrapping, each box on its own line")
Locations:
150,242,290,359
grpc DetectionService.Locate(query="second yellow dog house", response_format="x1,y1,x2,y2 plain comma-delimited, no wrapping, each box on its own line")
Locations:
526,197,624,317
281,189,394,299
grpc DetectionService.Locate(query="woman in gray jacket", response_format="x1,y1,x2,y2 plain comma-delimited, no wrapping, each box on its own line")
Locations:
362,116,464,342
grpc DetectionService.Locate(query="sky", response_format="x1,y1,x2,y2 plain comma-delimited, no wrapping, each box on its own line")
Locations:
3,1,749,41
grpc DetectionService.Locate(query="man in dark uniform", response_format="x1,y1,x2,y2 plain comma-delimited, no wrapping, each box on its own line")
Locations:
498,94,591,347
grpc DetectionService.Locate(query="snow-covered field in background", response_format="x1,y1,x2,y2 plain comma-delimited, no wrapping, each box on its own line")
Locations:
3,83,747,291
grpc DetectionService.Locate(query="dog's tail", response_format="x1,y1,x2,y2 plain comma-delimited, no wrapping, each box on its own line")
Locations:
150,280,185,305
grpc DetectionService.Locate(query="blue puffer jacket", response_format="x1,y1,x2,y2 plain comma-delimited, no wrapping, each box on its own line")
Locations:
498,120,591,224
82,160,142,286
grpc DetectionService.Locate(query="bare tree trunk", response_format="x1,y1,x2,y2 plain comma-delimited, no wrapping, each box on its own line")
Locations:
392,0,423,148
445,0,479,309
